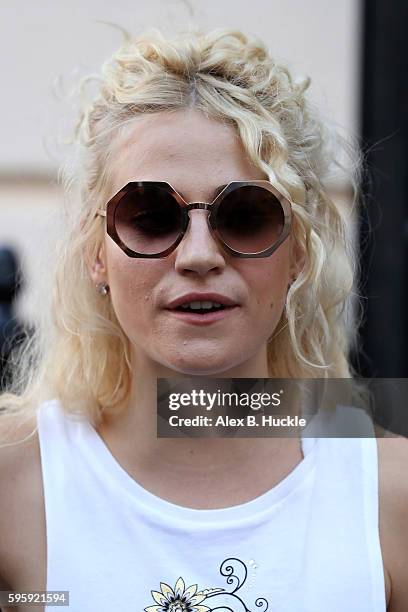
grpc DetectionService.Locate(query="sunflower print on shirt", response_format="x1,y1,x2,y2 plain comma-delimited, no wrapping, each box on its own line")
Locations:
145,557,269,612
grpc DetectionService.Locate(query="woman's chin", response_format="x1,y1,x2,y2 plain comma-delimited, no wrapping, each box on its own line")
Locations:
156,352,253,378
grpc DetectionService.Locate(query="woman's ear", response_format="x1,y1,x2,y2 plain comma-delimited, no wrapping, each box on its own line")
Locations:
87,242,108,286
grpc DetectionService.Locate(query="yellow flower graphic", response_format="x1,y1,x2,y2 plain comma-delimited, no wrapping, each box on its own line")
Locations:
144,577,211,612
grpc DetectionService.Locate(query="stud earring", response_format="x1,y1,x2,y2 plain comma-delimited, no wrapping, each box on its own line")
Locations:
96,282,110,296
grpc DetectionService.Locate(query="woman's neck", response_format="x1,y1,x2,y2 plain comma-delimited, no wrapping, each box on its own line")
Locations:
95,354,303,490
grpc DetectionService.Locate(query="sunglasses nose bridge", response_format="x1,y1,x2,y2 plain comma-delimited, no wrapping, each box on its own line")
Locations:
184,202,214,228
180,202,219,247
185,202,212,212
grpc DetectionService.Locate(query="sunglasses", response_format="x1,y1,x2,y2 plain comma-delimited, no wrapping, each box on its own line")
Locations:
96,180,292,258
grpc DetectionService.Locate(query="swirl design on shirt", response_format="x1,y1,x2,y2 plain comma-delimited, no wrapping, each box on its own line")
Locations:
145,557,269,612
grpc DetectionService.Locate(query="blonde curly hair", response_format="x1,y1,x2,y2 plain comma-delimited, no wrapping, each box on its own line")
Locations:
0,27,362,428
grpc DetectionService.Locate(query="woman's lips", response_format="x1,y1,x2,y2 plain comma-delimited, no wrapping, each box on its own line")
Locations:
165,305,239,326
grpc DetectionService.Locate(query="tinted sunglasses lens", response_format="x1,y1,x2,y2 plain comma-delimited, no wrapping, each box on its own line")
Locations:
114,185,183,255
216,185,285,253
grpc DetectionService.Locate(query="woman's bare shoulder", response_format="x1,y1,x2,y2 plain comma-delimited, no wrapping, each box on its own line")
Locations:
0,413,42,579
0,413,41,520
375,422,408,512
374,423,408,610
0,412,39,471
375,423,408,492
0,413,40,507
375,423,408,506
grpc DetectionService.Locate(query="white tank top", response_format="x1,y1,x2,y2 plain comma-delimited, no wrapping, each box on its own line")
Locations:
37,399,386,611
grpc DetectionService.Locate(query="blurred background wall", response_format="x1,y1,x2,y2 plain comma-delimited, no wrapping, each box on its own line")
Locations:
0,0,406,383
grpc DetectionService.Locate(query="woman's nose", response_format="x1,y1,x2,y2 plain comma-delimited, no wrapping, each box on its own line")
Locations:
173,210,226,276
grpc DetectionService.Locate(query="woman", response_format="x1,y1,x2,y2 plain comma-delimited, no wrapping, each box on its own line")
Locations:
0,28,406,611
